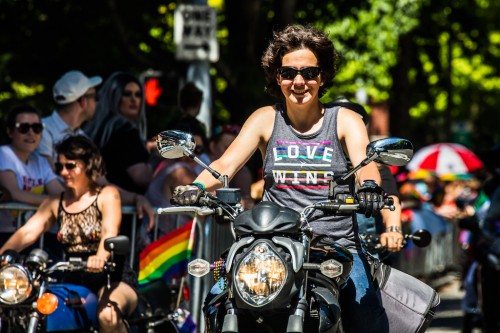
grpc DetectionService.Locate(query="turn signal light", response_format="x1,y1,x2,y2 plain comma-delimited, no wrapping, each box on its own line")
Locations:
37,292,58,315
188,259,211,277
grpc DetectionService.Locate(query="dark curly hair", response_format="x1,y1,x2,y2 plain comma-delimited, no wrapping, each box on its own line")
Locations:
55,135,105,183
261,25,338,99
5,104,42,130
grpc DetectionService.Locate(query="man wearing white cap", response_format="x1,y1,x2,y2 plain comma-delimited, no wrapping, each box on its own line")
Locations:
37,70,102,168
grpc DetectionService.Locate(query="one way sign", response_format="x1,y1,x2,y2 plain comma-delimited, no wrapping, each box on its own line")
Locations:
174,4,219,62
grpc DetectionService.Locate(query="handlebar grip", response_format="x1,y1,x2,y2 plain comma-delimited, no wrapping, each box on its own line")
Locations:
314,201,359,212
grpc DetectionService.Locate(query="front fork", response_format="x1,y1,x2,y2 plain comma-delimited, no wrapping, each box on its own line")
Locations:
286,233,311,333
221,290,238,333
27,280,47,333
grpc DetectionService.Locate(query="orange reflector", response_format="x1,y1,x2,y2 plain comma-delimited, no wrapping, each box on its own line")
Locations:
37,293,58,315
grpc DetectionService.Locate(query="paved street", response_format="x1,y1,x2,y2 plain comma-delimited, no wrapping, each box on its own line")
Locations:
427,277,481,333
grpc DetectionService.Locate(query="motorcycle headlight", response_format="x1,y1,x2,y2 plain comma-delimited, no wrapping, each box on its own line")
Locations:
234,242,287,307
0,264,32,304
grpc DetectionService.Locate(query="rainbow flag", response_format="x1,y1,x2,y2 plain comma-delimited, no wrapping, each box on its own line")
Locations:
138,220,196,287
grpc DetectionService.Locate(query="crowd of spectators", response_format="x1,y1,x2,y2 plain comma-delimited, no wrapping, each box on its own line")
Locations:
0,70,255,256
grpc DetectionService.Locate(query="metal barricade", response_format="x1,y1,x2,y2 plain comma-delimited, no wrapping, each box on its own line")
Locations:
395,220,461,278
0,202,154,269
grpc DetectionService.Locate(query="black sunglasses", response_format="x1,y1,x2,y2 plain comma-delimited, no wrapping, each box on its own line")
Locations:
122,91,143,98
15,122,44,134
55,162,78,174
277,66,322,80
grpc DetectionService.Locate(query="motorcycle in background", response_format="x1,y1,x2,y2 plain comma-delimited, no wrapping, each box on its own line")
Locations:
0,236,180,333
155,130,415,333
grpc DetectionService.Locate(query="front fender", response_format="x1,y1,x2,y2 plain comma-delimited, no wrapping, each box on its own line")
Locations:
311,287,342,333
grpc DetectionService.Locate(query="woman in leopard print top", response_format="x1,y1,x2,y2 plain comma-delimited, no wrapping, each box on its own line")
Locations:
0,135,137,333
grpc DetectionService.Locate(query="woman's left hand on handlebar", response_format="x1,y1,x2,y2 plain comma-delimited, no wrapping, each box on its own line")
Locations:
86,255,107,272
379,231,404,252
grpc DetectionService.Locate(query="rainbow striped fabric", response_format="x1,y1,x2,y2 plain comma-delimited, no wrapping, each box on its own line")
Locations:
138,221,196,287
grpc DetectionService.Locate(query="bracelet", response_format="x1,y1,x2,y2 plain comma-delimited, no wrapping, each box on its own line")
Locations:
191,181,206,191
385,226,402,233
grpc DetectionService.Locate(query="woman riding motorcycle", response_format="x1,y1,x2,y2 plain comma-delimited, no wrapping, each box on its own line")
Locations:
172,25,403,333
0,135,137,333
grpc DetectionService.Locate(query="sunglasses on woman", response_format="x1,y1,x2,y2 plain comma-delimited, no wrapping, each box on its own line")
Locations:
55,162,78,174
277,66,322,80
122,91,143,98
15,122,44,134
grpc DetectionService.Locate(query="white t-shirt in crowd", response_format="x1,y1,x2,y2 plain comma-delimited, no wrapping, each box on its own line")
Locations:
0,145,58,232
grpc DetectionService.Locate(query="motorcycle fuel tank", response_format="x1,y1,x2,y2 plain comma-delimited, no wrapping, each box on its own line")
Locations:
45,284,98,331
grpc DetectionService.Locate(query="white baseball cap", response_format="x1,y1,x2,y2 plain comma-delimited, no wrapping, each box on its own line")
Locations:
53,70,102,105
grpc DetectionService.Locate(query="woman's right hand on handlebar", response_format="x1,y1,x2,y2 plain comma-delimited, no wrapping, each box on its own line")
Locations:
171,184,205,205
379,230,404,252
86,255,107,273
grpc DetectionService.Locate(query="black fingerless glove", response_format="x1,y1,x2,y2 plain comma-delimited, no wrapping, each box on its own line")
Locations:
171,183,205,205
356,180,385,217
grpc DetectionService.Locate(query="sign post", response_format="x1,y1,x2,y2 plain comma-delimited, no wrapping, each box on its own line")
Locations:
174,4,219,62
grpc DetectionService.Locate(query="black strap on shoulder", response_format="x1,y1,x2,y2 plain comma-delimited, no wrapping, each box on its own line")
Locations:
330,97,369,125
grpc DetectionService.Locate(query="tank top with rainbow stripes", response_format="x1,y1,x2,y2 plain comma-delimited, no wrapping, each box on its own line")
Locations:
262,103,358,250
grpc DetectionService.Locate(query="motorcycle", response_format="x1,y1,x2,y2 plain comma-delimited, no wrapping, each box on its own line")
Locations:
155,130,415,333
0,236,180,333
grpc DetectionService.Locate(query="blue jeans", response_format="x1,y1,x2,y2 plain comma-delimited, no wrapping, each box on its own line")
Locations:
339,252,389,333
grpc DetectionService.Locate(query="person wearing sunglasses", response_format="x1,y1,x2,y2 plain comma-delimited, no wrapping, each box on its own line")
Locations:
0,135,138,333
0,104,64,253
172,25,392,333
84,72,155,259
37,70,102,170
85,72,150,195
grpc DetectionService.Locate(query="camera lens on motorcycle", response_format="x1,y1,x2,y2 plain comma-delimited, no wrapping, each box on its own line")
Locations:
234,242,287,307
37,292,59,315
0,265,32,304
